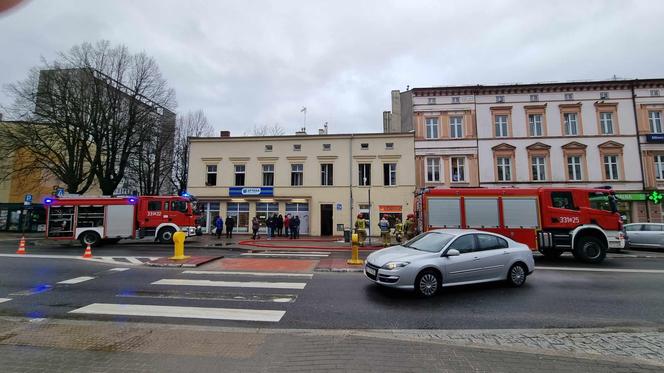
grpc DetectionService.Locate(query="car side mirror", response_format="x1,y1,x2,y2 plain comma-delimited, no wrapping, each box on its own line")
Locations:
444,249,460,257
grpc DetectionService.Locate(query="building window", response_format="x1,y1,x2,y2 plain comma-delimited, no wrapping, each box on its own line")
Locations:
650,111,663,133
265,144,273,152
564,93,574,101
529,114,543,136
567,156,582,181
495,115,509,137
206,165,217,186
428,97,436,104
651,89,661,97
425,117,439,139
291,164,303,186
452,96,460,104
321,163,333,185
599,112,614,134
600,92,609,100
383,163,397,186
604,155,619,180
359,163,371,186
449,116,463,138
530,94,539,102
450,157,465,182
234,165,245,186
531,156,546,181
656,155,664,180
293,144,301,151
426,158,440,182
563,113,579,135
262,164,274,186
323,143,331,151
385,142,394,150
496,157,512,181
496,96,505,103
361,143,369,150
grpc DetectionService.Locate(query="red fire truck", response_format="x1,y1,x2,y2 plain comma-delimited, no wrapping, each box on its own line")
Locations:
44,195,200,247
418,187,624,263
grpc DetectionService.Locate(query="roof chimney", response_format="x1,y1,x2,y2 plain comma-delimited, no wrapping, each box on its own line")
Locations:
220,130,230,137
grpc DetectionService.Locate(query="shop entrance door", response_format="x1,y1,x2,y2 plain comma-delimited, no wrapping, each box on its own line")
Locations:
320,204,333,236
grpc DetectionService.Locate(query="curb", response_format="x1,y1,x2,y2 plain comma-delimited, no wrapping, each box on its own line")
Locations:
315,267,364,273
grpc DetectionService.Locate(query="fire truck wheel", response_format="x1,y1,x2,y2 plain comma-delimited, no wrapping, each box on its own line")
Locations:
507,263,528,287
573,236,606,264
415,269,441,297
79,231,101,248
158,227,176,244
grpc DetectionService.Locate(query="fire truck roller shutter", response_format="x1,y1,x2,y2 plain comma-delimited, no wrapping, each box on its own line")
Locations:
428,198,461,228
464,198,499,228
502,198,540,228
106,205,135,238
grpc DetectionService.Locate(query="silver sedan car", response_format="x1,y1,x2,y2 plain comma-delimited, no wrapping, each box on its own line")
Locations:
364,229,535,297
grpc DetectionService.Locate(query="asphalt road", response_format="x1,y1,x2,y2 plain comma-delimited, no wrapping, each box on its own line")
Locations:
0,243,663,330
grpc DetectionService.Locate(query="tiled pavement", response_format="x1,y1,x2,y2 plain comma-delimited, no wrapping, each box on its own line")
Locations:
0,318,662,372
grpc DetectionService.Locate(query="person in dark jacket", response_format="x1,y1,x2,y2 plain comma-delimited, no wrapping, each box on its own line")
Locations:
252,217,260,240
284,214,290,238
214,215,223,239
276,214,284,237
225,215,235,239
293,215,301,239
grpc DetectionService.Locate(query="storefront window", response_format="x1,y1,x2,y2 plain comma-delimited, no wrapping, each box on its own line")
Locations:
286,203,309,234
256,202,279,233
227,202,249,233
202,202,220,234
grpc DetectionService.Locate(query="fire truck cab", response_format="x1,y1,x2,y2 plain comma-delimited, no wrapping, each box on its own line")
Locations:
420,187,624,264
45,195,199,247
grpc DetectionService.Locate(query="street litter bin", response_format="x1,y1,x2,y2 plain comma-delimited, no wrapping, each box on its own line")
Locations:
343,229,351,243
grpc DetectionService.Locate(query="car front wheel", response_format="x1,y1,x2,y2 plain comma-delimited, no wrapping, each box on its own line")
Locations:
507,263,527,287
415,269,440,297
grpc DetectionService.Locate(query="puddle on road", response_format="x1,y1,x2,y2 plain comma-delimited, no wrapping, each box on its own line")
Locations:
10,284,53,296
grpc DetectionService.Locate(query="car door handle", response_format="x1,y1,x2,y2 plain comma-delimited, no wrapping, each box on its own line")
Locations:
473,257,480,261
503,250,509,255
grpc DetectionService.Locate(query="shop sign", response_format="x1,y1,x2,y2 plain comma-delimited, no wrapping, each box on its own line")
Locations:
646,134,664,143
379,205,402,213
229,187,274,197
614,193,646,201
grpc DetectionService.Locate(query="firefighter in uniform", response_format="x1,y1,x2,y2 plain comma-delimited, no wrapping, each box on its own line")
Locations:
354,213,367,246
394,218,403,243
378,215,391,247
404,213,416,240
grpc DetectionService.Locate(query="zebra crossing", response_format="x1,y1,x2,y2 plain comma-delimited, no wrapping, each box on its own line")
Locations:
69,266,314,323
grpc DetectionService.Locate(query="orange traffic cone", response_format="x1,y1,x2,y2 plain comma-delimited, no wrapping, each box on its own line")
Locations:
82,243,93,259
16,236,26,255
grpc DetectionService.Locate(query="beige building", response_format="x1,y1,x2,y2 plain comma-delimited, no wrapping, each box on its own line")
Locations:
188,132,415,236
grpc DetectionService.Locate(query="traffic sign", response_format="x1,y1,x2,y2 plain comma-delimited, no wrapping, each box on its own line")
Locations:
55,188,65,197
24,194,32,203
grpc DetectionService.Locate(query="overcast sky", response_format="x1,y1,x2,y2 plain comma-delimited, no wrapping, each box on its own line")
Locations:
1,0,663,135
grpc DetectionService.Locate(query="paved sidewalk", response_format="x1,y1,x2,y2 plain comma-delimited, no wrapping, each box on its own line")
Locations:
0,317,662,372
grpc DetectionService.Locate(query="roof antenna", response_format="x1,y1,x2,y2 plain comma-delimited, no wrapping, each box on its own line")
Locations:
406,85,410,90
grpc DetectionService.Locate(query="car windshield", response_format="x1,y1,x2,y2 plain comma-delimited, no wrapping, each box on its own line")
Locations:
402,232,454,252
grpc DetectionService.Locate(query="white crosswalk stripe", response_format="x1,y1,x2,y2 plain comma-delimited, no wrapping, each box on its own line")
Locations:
57,276,96,284
241,253,328,258
71,264,314,323
70,303,286,322
0,298,11,304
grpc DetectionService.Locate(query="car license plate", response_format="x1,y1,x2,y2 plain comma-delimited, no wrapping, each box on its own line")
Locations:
366,267,376,276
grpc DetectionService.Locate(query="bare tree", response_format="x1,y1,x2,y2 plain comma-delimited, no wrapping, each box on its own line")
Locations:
171,110,213,194
245,123,286,136
0,66,97,194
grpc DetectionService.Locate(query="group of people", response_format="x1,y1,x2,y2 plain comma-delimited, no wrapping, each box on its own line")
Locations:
213,215,236,239
251,213,301,240
355,213,417,247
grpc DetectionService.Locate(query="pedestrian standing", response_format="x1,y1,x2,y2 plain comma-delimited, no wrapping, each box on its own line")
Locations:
225,215,235,239
214,215,223,239
284,214,290,238
293,215,301,239
266,215,273,238
354,213,367,246
277,214,284,237
252,217,260,240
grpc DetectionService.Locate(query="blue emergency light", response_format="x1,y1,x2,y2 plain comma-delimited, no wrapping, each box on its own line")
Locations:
43,197,54,205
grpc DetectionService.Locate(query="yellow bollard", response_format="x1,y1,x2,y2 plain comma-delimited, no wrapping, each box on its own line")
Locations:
347,233,363,265
170,231,190,260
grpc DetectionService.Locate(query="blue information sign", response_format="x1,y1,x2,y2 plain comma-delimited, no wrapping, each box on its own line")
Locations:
24,194,32,203
55,188,65,197
229,187,274,197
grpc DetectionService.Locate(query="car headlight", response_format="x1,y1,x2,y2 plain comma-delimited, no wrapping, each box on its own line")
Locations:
382,261,410,270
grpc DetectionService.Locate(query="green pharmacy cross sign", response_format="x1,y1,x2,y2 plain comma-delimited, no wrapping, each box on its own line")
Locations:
648,190,663,204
